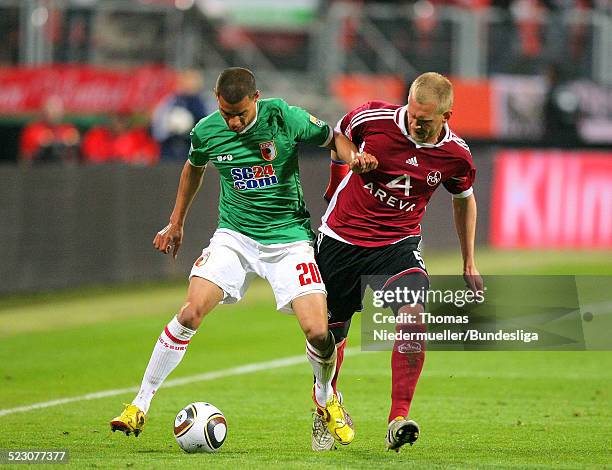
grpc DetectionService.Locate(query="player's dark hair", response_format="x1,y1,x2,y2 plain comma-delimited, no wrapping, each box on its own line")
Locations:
215,67,257,104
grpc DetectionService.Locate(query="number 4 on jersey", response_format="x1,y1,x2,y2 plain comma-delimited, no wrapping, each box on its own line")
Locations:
386,174,412,196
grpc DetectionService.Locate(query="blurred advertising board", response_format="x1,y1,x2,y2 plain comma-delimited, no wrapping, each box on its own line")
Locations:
197,0,319,30
331,75,407,114
0,65,177,116
491,150,612,249
491,75,546,140
492,75,612,145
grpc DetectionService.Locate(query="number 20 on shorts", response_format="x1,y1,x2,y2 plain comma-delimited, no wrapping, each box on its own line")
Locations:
296,263,322,286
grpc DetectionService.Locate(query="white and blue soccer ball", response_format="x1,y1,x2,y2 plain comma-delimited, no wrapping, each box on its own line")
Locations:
174,402,227,453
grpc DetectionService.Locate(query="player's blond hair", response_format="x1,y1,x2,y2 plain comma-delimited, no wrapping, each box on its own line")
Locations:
408,72,453,114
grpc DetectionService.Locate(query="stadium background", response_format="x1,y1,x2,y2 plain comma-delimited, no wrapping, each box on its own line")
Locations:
0,1,611,468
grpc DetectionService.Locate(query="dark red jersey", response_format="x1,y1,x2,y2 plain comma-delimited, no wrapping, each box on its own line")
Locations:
320,100,476,247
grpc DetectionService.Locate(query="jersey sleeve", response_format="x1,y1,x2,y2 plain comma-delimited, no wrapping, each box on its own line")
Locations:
187,127,210,167
443,160,476,198
279,99,333,147
335,101,382,148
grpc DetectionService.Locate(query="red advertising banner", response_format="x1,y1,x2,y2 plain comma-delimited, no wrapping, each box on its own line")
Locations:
491,150,612,249
451,79,494,139
0,65,177,115
331,74,406,113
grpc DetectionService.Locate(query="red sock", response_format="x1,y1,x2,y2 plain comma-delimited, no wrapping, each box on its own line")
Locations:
331,338,347,394
388,323,425,422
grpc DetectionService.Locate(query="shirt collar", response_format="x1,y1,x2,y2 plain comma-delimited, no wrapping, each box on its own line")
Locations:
238,100,259,135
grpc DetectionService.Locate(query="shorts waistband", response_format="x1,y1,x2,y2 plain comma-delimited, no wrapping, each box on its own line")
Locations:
215,228,311,251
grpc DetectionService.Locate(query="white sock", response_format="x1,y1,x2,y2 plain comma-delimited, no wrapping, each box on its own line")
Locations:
306,334,336,408
132,316,196,414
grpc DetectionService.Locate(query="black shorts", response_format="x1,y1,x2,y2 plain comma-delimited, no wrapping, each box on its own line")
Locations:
315,233,430,324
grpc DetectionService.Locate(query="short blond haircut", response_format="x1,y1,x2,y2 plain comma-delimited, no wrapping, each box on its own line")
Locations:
408,72,453,114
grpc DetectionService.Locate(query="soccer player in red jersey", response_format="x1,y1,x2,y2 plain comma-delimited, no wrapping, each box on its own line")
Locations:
312,72,484,452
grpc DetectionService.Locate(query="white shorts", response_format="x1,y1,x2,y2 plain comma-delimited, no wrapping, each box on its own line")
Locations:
189,229,326,312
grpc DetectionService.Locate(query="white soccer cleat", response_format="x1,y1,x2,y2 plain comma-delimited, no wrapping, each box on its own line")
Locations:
311,412,336,451
386,416,419,452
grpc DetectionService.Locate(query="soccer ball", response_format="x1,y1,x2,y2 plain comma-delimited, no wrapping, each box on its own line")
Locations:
173,402,227,453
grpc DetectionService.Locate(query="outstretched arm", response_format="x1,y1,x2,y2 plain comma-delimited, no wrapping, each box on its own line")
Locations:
325,130,377,174
153,161,206,259
452,193,484,292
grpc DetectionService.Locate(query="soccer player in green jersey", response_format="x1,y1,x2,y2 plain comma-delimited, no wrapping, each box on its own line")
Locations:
110,67,377,447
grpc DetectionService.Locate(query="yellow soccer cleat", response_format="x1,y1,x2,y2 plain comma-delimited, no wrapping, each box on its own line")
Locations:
316,394,354,445
110,404,146,437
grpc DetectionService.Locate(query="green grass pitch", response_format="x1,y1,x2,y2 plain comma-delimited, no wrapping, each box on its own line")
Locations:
0,249,611,469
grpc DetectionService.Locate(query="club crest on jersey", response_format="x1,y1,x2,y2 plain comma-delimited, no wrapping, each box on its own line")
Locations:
398,341,422,354
259,141,277,161
427,170,442,186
